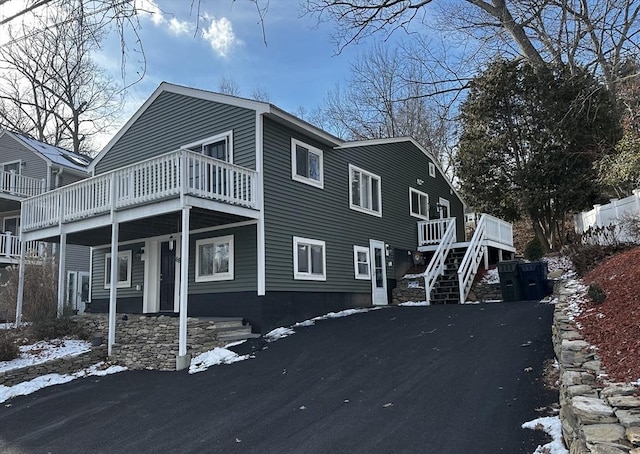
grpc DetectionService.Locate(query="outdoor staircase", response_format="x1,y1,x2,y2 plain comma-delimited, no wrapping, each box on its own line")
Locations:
429,247,466,304
213,317,261,343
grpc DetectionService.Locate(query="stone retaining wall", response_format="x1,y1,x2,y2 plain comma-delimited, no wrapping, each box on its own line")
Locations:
74,314,227,371
392,278,427,305
0,346,106,387
553,282,640,453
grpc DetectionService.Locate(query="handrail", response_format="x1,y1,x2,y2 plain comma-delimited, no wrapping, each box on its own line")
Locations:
423,218,456,305
417,218,455,246
457,214,487,304
0,232,45,260
21,149,258,232
0,170,46,198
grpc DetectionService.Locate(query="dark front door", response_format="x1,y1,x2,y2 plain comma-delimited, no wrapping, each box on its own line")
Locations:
160,241,176,311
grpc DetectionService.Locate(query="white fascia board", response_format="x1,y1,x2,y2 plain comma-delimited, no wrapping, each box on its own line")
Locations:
89,82,272,173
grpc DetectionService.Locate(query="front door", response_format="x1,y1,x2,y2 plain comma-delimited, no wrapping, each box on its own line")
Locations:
439,197,451,219
159,241,176,311
369,240,388,305
66,271,89,314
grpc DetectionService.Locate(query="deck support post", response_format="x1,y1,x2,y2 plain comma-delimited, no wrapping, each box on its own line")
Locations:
108,222,119,357
15,238,27,326
177,206,191,370
483,245,489,270
57,232,67,317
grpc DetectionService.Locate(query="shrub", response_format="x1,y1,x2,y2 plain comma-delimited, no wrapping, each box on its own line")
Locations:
0,259,58,323
524,237,545,261
32,317,89,341
0,331,19,362
587,283,606,304
564,243,634,276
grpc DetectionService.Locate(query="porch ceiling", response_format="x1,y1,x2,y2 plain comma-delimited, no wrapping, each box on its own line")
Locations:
0,198,21,213
41,207,250,246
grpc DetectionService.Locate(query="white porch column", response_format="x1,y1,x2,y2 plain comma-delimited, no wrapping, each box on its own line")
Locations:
177,206,191,370
108,222,119,357
15,238,27,326
57,233,67,317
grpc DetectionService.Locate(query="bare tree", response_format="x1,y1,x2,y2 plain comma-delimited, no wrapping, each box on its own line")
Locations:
318,42,458,175
0,7,122,153
303,0,640,90
218,77,241,96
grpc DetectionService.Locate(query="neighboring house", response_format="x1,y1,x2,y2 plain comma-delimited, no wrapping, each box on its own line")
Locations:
17,83,514,365
0,130,91,314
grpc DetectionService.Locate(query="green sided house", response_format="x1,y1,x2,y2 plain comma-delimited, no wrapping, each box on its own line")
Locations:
17,83,514,365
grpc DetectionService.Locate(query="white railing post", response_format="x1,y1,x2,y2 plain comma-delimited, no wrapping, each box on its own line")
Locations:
3,232,10,257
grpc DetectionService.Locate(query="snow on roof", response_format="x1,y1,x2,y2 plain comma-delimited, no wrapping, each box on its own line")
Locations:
12,133,91,173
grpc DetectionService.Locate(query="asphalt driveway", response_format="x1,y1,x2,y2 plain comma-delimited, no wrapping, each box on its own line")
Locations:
0,302,557,454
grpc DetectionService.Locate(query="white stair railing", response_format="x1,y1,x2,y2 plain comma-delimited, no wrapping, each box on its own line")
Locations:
423,218,456,305
457,215,487,304
457,214,513,303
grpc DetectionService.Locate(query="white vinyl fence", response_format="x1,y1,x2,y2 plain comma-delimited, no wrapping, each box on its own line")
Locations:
574,189,640,244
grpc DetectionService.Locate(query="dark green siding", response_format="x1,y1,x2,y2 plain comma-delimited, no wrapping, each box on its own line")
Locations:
91,243,145,300
90,224,256,301
94,92,256,174
262,118,464,293
188,224,257,294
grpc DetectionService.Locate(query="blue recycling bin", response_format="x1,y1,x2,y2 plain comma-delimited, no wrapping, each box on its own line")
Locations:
498,260,523,302
518,261,549,301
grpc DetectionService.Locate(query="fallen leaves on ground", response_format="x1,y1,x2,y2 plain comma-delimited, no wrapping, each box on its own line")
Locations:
578,247,640,383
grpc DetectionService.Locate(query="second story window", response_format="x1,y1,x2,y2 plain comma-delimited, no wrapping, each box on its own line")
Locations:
183,131,233,163
291,139,323,189
2,161,21,174
409,188,429,220
349,164,382,217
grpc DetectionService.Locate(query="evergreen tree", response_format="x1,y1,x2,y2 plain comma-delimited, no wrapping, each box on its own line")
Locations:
457,60,621,250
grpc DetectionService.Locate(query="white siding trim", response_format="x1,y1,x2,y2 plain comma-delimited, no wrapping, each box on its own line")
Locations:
409,187,429,220
293,236,326,281
291,138,324,189
195,235,235,282
348,164,382,218
104,250,132,289
353,245,371,280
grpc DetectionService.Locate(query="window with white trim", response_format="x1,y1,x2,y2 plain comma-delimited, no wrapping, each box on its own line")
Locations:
349,164,382,217
104,250,132,289
195,235,234,282
409,188,429,220
182,131,233,162
353,246,370,280
428,162,436,178
291,139,323,188
1,160,21,174
293,236,326,281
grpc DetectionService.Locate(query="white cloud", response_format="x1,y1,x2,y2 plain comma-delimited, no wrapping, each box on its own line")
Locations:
201,17,238,58
136,0,193,35
168,17,192,36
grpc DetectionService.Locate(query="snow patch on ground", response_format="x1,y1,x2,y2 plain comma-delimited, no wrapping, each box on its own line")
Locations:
0,339,91,373
522,416,569,454
481,267,500,284
0,323,12,330
0,362,127,404
265,327,296,342
189,347,250,374
399,301,429,306
293,307,380,327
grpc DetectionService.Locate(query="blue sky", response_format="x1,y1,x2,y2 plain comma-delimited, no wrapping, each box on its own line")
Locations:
94,0,370,145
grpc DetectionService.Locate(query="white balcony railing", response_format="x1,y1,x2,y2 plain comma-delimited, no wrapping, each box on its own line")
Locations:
418,218,457,246
0,170,46,198
0,232,44,261
22,149,258,232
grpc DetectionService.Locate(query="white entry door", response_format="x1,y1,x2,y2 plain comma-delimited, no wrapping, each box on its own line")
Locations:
67,271,90,314
369,240,388,305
